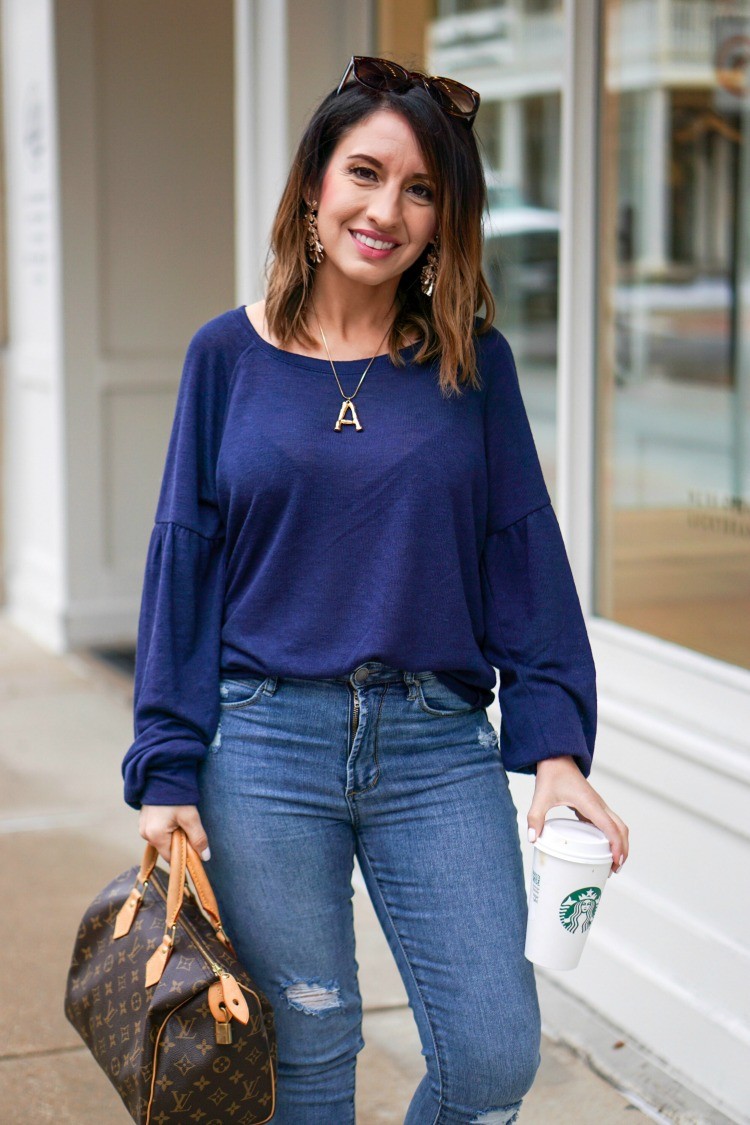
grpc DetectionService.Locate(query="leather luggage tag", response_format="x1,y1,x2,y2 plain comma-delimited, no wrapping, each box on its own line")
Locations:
207,973,250,1024
219,972,250,1024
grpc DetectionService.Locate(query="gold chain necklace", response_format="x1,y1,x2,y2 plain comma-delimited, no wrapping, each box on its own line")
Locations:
311,300,394,432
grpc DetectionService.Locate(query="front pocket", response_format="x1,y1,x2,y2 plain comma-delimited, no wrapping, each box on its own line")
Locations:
414,674,484,717
218,675,271,710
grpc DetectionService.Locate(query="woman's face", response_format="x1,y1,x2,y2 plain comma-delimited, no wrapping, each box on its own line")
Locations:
312,108,438,291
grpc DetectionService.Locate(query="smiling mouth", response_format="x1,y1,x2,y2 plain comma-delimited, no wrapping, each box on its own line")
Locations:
350,230,400,251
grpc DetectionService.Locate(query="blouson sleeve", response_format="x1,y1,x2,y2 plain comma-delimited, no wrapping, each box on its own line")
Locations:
479,330,597,778
122,326,230,810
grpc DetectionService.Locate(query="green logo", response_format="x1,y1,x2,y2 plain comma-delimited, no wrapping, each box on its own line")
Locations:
559,887,602,933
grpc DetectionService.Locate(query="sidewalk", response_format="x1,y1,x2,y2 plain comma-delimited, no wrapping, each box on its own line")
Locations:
0,616,648,1123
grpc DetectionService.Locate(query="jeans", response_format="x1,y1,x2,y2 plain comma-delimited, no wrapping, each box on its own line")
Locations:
197,661,542,1124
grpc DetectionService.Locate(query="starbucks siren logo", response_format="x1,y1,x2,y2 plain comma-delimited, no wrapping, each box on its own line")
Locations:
559,887,602,933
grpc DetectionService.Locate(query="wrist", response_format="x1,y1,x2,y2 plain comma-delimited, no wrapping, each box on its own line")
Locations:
536,755,576,771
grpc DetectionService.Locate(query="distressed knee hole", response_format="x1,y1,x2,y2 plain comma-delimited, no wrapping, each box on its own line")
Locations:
280,978,343,1018
470,1104,523,1125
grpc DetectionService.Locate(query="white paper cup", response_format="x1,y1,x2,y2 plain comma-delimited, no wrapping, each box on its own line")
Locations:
524,817,614,971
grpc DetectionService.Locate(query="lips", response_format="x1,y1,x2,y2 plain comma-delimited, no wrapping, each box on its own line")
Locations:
349,229,401,258
350,227,402,249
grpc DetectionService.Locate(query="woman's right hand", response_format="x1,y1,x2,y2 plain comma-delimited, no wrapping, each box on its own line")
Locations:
139,804,212,865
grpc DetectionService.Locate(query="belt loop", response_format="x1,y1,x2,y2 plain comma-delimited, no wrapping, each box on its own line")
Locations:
403,669,418,700
263,675,278,695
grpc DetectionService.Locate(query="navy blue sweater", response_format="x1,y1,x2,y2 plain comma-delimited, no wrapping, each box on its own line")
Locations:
122,306,597,809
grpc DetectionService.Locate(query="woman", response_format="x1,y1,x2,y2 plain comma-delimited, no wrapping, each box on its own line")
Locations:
124,56,629,1125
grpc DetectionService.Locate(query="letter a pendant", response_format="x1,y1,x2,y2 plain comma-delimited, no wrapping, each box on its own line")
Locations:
334,398,363,432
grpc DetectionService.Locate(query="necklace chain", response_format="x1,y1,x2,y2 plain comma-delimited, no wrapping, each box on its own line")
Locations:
311,299,394,401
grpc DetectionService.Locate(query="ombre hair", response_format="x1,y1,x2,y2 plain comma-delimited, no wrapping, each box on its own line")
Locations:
263,79,495,396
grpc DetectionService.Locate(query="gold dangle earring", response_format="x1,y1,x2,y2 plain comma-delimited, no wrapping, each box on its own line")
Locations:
420,232,439,297
305,199,325,265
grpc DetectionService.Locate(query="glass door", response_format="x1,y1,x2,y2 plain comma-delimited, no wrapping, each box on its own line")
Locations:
595,0,750,668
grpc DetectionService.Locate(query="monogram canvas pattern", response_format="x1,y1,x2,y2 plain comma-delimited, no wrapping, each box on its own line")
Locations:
65,864,277,1123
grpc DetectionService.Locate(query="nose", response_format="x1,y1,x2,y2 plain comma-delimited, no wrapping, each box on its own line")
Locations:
364,184,402,235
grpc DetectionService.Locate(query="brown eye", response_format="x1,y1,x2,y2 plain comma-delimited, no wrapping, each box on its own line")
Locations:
349,165,377,180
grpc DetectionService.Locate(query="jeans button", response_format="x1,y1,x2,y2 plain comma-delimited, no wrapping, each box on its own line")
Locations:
353,667,370,683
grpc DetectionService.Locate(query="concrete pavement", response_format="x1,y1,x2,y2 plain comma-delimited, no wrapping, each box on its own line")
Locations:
0,615,650,1123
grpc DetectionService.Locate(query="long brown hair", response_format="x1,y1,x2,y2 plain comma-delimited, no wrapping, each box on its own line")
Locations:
264,79,495,397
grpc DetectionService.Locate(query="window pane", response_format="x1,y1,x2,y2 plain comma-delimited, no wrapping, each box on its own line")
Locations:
428,0,565,495
596,0,750,668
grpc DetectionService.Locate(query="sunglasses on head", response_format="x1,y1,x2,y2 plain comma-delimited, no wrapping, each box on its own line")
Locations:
336,55,480,128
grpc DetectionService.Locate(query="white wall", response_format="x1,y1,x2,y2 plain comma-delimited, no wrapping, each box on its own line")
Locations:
2,0,235,648
566,623,750,1121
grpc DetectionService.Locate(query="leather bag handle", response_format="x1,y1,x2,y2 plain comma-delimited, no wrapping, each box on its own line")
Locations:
184,841,225,934
165,827,188,929
143,830,187,987
146,829,230,939
115,828,235,979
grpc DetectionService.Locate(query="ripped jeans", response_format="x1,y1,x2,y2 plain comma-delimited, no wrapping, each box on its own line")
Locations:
197,661,542,1124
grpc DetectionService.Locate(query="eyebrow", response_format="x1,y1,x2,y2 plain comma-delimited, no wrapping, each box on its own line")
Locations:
345,152,432,181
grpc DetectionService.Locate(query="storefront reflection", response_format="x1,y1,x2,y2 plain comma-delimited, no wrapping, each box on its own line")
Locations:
597,0,750,668
430,0,565,491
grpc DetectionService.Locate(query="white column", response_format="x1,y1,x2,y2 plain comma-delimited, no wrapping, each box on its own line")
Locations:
500,96,523,191
639,85,670,275
555,0,598,611
1,0,66,648
234,0,289,303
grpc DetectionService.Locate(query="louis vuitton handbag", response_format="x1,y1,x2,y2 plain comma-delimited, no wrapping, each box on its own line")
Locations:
64,828,277,1123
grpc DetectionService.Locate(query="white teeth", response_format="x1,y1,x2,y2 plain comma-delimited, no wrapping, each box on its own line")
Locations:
352,231,398,250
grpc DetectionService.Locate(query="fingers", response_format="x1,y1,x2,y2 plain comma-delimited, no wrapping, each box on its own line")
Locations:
178,806,212,862
138,805,211,865
601,804,629,874
529,766,629,876
573,802,626,871
138,806,173,864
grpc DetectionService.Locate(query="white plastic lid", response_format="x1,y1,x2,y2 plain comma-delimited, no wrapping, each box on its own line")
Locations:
535,817,613,864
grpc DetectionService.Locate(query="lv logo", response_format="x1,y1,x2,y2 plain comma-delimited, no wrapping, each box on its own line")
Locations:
126,937,145,964
175,1016,198,1040
241,1076,262,1101
170,1089,194,1112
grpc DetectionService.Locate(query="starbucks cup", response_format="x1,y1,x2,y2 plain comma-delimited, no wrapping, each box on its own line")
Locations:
524,817,614,971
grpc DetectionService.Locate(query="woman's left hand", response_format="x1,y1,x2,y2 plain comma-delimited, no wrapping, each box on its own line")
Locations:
527,756,629,876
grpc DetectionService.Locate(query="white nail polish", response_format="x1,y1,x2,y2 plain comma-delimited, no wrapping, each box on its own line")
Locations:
528,827,537,844
201,847,211,861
